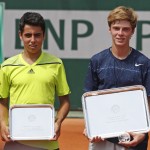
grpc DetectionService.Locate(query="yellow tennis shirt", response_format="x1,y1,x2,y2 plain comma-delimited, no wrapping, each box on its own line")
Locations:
1,51,71,149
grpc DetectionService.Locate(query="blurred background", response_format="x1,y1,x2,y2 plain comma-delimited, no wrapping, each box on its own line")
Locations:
0,1,150,149
0,0,150,110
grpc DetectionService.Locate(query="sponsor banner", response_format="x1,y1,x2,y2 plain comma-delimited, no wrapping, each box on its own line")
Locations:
3,10,150,59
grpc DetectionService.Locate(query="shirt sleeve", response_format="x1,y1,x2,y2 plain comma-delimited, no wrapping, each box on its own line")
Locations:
55,61,71,96
84,59,99,92
143,59,150,97
0,66,9,98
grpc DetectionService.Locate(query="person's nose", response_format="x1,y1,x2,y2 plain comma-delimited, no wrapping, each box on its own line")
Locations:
118,29,123,35
31,35,36,43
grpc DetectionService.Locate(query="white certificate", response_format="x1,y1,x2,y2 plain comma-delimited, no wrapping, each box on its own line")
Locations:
82,85,150,139
9,104,55,140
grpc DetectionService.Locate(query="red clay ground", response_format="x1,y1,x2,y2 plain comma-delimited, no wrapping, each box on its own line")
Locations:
58,118,88,150
59,118,150,150
0,118,149,150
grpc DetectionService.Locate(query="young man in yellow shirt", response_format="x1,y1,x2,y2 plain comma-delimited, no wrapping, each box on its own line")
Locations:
0,12,71,150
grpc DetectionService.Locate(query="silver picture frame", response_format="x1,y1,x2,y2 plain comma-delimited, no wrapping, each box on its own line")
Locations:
9,104,55,140
82,85,150,139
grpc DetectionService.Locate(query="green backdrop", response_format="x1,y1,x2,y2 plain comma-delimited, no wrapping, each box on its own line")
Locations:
0,2,4,63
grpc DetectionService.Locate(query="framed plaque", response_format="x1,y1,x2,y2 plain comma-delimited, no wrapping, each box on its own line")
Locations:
9,104,55,140
82,85,150,139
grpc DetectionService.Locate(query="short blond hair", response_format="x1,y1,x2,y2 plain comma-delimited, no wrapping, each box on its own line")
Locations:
107,6,138,29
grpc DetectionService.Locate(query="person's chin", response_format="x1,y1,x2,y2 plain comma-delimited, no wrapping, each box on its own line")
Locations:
115,42,126,46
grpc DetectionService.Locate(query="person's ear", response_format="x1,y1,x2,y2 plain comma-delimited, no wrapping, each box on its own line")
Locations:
109,27,112,33
132,28,135,34
130,28,135,39
19,31,23,41
43,33,46,40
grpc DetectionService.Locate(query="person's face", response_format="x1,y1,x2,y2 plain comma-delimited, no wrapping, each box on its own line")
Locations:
19,24,45,54
109,20,134,47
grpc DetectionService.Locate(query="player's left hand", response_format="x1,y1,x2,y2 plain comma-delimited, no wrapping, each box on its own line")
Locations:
119,132,146,148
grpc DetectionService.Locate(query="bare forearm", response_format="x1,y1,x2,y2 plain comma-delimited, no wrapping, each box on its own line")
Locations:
0,98,9,126
0,98,10,141
53,95,70,139
55,95,70,126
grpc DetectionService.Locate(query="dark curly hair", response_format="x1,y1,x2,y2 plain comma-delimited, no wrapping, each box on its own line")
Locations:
19,12,45,35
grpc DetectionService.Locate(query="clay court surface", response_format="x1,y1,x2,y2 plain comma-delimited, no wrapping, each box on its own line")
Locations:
0,118,149,150
59,118,150,150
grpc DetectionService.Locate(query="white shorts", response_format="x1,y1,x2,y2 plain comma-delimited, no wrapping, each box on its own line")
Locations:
89,141,135,150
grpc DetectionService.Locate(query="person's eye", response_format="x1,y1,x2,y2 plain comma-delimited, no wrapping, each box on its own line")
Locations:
24,33,32,38
113,27,119,31
35,33,42,37
123,28,130,32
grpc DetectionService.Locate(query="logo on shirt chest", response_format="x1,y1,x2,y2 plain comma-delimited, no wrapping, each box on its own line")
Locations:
27,69,35,74
135,63,143,67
